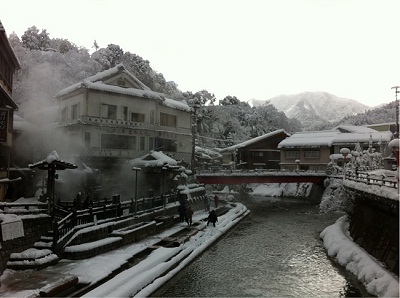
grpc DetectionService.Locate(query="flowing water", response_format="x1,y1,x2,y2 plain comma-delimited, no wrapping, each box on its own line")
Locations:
152,194,369,297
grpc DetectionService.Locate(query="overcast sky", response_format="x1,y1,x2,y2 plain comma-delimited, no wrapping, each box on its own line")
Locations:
3,0,399,107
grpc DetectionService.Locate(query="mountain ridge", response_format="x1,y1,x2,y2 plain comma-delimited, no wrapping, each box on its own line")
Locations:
250,91,370,130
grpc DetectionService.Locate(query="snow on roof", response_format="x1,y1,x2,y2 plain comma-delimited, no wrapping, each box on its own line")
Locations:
333,131,393,143
28,151,77,169
334,125,378,133
86,64,151,91
278,130,339,148
13,115,38,132
56,64,190,112
129,151,178,168
195,146,222,159
223,129,290,152
279,129,393,148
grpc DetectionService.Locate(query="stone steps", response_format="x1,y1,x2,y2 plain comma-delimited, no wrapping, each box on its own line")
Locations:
6,248,59,270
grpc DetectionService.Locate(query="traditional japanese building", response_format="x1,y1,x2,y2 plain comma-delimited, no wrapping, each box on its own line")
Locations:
0,21,20,201
278,125,393,171
56,64,193,173
220,129,290,170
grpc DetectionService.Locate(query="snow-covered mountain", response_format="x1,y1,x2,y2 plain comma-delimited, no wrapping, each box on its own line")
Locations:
251,91,370,130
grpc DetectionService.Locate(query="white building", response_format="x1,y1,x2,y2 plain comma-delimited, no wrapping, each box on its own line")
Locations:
56,64,192,171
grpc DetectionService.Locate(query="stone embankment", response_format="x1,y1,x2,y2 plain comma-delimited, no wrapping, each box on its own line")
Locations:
344,184,399,276
0,215,52,273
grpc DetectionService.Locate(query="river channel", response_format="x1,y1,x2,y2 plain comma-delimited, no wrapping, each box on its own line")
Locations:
152,194,369,297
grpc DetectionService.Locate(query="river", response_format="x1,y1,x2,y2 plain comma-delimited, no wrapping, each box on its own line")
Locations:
152,194,370,297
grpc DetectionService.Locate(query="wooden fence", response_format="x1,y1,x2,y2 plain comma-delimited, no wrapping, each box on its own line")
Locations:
345,171,398,189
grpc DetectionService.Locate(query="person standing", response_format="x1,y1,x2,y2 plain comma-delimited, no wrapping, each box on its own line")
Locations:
185,206,194,227
178,203,186,223
213,194,219,208
207,209,218,227
204,195,211,212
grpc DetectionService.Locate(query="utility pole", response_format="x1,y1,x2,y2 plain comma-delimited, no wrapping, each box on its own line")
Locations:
191,101,199,174
392,86,400,138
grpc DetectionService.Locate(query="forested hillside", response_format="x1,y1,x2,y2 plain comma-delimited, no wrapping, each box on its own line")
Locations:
327,101,397,128
8,26,395,148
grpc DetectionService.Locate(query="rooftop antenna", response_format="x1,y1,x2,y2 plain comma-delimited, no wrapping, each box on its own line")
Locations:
392,86,400,138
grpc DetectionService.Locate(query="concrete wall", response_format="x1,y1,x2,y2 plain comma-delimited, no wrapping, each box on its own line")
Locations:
0,215,52,274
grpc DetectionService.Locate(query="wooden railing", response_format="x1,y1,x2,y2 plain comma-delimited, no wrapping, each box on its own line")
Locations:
52,193,178,253
345,171,398,189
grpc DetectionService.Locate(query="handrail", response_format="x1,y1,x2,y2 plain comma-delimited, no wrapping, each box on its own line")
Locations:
345,171,398,189
51,194,177,253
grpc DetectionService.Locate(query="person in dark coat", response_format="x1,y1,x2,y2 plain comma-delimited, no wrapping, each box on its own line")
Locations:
185,206,194,227
178,204,186,222
213,194,219,208
207,210,218,227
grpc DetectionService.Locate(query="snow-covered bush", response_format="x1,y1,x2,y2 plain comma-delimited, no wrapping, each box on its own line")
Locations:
320,178,354,213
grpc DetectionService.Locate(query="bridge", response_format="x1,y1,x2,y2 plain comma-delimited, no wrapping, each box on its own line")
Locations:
196,170,328,185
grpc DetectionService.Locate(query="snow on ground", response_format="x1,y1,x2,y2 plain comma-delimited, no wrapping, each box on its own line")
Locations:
0,202,249,297
83,203,249,297
2,177,399,297
320,216,399,297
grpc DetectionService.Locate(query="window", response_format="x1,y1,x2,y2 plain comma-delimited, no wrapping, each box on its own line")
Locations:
101,134,136,149
140,136,146,151
160,113,177,127
304,150,320,158
155,138,176,152
149,137,155,150
285,151,300,159
122,107,128,121
84,132,91,147
61,107,68,122
131,112,145,122
71,104,79,120
150,111,155,124
101,104,117,120
250,152,264,157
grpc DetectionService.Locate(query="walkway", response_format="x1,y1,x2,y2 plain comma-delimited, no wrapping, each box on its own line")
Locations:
0,201,249,297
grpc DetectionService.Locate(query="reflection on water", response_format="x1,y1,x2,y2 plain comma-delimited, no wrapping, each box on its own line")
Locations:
153,195,367,297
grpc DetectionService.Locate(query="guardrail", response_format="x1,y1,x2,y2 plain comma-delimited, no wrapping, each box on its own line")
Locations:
345,171,398,189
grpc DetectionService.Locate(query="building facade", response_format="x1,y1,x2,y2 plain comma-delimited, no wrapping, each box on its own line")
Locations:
220,129,290,170
0,21,20,201
278,126,393,171
56,64,192,172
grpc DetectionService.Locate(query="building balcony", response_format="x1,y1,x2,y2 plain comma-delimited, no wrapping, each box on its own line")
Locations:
80,147,191,162
61,116,191,135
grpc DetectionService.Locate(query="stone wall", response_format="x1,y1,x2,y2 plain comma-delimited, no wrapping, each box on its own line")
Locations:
0,215,52,274
346,187,399,276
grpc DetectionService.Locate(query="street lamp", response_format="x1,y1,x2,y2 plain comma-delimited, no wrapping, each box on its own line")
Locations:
340,147,350,179
295,159,300,171
132,167,141,215
391,86,399,138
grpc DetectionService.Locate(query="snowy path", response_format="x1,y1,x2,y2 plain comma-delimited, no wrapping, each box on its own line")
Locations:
81,202,249,297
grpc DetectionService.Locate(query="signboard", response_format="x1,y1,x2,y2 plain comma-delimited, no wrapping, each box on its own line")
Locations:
0,109,8,143
1,217,24,241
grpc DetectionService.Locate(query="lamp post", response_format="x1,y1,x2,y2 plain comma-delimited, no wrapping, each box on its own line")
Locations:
295,159,300,171
392,86,399,138
340,148,350,180
132,167,141,215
